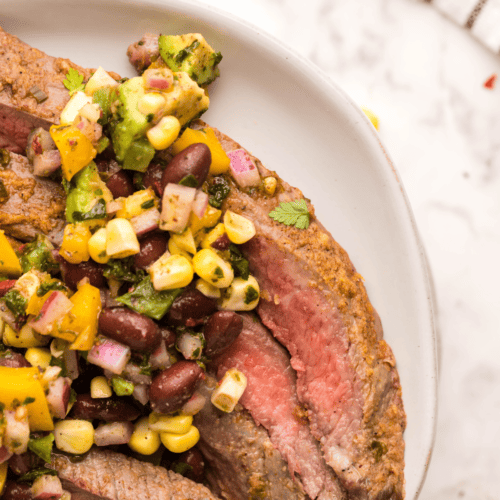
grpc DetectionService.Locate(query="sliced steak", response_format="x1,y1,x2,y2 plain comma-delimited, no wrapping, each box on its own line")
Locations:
0,151,65,243
127,33,160,74
195,382,305,500
213,314,346,500
51,448,221,500
193,121,406,500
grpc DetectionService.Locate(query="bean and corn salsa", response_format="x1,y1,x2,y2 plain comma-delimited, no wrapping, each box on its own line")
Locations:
0,32,272,496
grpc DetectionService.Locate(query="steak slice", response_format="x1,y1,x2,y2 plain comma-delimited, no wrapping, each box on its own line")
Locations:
213,314,346,500
51,448,221,500
0,151,65,243
194,382,306,500
196,122,406,499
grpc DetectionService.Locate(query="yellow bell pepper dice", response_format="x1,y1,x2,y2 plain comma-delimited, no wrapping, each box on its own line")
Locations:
0,230,22,277
50,124,97,181
172,128,230,175
61,283,101,351
59,224,92,264
0,367,53,431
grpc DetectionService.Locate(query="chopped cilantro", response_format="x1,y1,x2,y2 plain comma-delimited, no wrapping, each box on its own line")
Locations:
140,199,155,210
208,176,230,208
3,289,27,320
269,199,310,229
104,257,146,283
19,468,57,483
229,244,249,280
244,286,259,305
37,281,67,297
63,68,85,96
23,397,36,405
18,235,59,273
117,277,182,320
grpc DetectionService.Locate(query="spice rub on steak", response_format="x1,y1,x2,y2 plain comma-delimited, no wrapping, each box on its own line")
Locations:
213,314,346,500
0,151,65,243
51,448,221,500
189,121,406,499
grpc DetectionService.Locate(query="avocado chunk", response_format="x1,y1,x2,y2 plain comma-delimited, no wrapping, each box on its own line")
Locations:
110,77,149,164
66,162,113,224
110,74,209,170
158,34,222,86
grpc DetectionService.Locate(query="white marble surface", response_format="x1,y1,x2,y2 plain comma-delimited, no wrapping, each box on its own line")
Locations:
197,0,500,497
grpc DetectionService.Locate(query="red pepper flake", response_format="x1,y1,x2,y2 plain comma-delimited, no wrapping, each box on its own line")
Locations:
483,73,497,89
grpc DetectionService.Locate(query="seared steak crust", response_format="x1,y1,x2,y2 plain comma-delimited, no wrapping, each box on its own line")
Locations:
0,151,65,243
214,314,346,499
51,448,221,500
196,121,406,499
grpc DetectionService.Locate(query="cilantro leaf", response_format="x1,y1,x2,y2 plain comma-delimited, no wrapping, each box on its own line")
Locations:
63,68,85,96
268,199,310,229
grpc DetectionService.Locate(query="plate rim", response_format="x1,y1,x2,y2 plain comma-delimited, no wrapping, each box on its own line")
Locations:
0,0,438,496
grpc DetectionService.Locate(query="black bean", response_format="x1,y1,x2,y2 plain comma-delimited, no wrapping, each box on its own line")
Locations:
70,394,141,421
106,170,134,198
99,307,162,353
143,161,165,197
161,144,211,191
60,260,105,290
134,233,169,270
204,311,243,358
149,361,204,414
8,451,41,476
167,289,217,327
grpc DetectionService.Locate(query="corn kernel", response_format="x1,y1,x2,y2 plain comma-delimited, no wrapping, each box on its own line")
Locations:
128,416,161,456
189,206,221,235
54,419,94,454
201,223,227,250
148,413,193,434
59,224,91,264
147,116,181,150
263,176,277,196
219,276,260,311
169,228,197,255
116,188,157,219
84,67,118,96
88,227,109,264
3,324,49,349
211,368,247,413
223,211,256,244
192,249,233,289
91,376,112,399
60,91,93,125
106,218,140,259
78,103,101,123
160,425,200,453
138,92,166,116
24,347,51,369
168,238,193,261
195,278,221,299
149,253,194,290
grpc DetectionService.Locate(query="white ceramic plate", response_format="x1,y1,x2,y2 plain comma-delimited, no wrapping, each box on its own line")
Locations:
0,0,437,496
